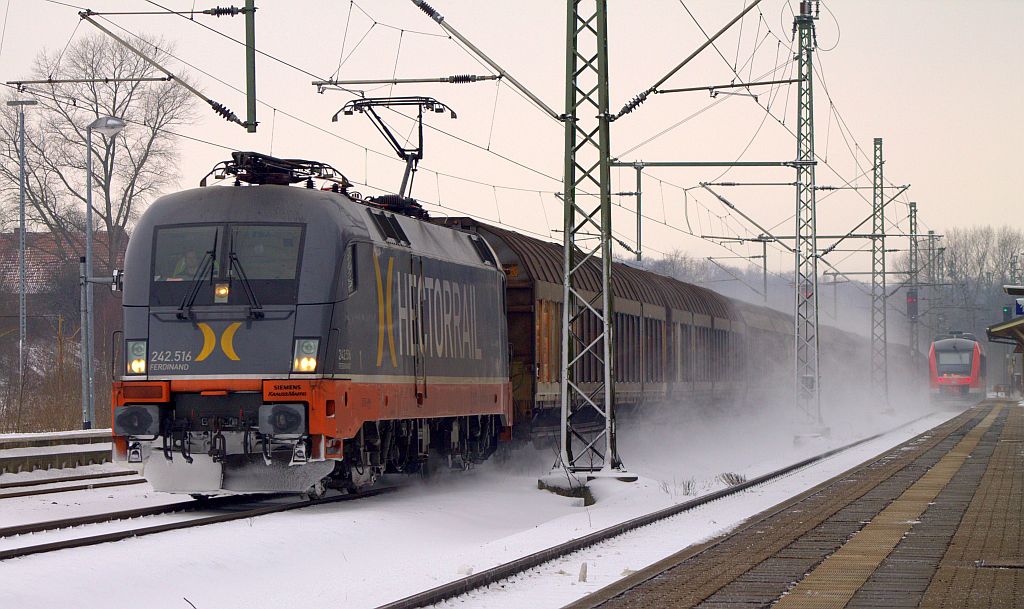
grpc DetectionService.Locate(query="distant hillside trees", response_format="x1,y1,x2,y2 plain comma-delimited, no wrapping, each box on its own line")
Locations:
936,226,1024,336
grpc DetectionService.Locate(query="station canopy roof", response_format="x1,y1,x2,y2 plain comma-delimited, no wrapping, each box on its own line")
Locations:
986,316,1024,352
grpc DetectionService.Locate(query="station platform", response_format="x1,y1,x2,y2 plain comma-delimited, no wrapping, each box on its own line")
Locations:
570,400,1023,609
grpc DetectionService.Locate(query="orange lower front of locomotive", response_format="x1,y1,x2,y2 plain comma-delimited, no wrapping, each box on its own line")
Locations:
110,378,512,493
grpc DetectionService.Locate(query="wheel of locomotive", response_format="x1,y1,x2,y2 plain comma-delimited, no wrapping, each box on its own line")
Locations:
418,456,431,479
389,427,415,473
305,478,327,501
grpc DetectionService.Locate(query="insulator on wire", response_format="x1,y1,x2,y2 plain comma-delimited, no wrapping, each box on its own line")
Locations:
616,90,649,119
209,100,240,124
412,0,444,23
203,6,241,17
447,74,479,84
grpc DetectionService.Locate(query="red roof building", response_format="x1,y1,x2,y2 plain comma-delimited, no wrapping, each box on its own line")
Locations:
0,230,126,296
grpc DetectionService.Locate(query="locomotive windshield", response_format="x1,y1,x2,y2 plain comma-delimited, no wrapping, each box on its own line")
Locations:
227,225,302,279
935,349,972,374
150,222,304,306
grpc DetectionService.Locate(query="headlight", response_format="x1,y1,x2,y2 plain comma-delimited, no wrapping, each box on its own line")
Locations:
258,403,306,436
126,340,147,375
292,338,319,372
114,404,160,437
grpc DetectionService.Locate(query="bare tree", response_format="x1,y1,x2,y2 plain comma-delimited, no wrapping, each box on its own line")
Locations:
0,33,196,271
631,249,713,284
893,226,1024,338
0,34,196,431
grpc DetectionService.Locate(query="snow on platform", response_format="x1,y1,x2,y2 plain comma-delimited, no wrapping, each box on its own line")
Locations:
0,429,111,443
0,443,112,459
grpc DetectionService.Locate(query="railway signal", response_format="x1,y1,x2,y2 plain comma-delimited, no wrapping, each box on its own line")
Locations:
907,289,918,319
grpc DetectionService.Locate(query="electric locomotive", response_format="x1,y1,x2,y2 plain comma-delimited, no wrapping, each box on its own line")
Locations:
111,153,512,495
928,332,986,399
110,153,909,496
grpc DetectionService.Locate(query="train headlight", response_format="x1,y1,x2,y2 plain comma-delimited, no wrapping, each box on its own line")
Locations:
292,338,319,373
258,403,306,436
214,282,230,303
126,340,147,375
114,404,160,437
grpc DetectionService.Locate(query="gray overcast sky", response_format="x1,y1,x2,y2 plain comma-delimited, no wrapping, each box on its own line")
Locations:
3,1,1022,277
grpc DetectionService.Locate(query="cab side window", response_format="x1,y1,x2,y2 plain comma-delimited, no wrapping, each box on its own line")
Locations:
345,244,358,296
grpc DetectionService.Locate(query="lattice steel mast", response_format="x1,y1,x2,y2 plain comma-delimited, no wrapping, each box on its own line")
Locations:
871,138,889,406
558,0,627,476
927,229,937,337
793,1,821,423
908,201,919,355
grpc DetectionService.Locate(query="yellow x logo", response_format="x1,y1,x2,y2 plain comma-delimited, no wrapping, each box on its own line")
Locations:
195,322,242,361
373,252,397,368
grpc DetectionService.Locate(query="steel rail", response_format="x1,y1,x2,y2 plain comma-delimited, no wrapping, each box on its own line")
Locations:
0,477,145,500
0,487,396,561
0,490,289,537
375,416,934,609
0,469,135,490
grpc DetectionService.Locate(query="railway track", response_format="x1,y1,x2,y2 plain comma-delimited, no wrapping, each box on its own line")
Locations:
375,414,938,609
0,486,396,561
0,470,145,499
0,430,112,475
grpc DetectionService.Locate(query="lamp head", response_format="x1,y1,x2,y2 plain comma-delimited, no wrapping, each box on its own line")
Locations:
88,116,126,137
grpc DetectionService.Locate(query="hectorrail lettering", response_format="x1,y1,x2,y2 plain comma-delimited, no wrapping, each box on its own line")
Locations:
387,266,483,366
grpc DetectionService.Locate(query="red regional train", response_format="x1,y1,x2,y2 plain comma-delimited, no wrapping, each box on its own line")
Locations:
928,332,986,399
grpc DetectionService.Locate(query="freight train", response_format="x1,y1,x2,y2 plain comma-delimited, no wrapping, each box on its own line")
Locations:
110,152,875,497
928,332,986,399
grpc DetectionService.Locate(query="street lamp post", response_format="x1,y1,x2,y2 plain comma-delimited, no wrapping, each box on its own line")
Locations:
82,115,126,429
7,98,38,429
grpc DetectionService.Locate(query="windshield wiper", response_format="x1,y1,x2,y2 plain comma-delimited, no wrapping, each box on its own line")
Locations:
229,252,264,319
176,231,218,320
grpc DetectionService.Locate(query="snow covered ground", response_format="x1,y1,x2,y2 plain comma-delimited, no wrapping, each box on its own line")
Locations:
0,398,962,609
0,462,130,487
0,463,187,529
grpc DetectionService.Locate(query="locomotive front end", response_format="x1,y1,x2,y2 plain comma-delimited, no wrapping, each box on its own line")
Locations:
111,185,352,494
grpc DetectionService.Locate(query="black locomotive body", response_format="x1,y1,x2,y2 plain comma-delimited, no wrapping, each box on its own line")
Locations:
113,175,511,495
